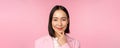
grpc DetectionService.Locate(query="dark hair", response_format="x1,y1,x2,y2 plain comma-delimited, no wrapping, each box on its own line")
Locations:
48,5,70,37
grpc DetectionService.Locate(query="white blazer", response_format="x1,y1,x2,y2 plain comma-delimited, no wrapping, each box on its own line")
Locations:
35,35,80,48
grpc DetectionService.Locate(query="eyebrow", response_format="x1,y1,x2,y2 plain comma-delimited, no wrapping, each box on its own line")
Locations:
53,17,67,19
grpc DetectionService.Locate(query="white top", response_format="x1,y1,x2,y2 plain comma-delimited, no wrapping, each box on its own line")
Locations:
52,37,60,48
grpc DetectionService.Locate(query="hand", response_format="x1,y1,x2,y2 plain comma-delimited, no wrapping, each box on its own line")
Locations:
56,31,67,46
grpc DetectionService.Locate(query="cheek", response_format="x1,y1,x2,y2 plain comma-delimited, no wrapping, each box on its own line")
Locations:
52,21,56,25
52,21,56,26
62,21,68,27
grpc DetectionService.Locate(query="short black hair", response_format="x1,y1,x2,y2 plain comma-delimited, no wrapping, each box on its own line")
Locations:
48,5,70,37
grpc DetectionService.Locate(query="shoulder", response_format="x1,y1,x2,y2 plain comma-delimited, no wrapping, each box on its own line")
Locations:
35,35,53,48
35,35,53,46
35,35,51,43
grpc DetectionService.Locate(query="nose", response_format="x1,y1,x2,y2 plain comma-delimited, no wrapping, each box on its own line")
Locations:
58,20,62,26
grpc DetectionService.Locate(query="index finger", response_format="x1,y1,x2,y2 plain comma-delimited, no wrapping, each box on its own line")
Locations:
56,31,64,37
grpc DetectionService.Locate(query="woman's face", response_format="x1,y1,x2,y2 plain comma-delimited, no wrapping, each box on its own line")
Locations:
52,10,68,34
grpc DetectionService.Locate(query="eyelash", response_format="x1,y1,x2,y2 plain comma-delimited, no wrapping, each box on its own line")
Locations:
53,19,57,21
53,19,66,21
62,19,66,21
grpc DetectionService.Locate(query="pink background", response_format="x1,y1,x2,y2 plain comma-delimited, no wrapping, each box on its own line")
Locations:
0,0,120,48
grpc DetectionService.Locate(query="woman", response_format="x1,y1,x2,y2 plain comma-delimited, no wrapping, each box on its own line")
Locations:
35,5,80,48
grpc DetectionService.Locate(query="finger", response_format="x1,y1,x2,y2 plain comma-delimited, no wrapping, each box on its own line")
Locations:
61,32,64,35
56,32,65,38
56,31,62,37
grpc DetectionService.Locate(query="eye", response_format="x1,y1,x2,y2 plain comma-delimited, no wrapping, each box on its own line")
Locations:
62,18,67,21
53,19,57,21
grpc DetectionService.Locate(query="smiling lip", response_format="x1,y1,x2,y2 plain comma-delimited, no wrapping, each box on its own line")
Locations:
56,27,63,30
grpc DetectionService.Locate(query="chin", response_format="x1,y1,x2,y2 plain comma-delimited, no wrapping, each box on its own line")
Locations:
58,31,65,33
